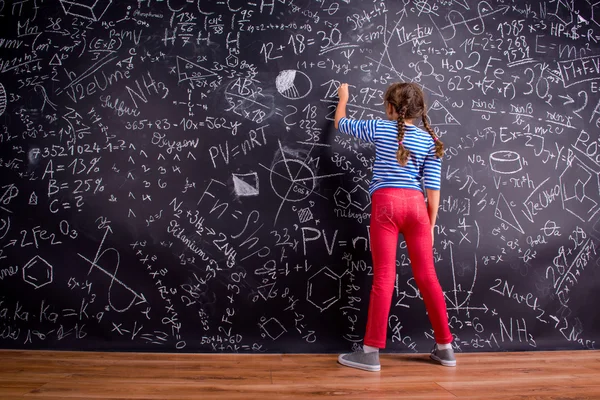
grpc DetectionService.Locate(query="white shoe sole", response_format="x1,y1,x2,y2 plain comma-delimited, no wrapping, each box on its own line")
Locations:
430,354,456,367
338,354,381,372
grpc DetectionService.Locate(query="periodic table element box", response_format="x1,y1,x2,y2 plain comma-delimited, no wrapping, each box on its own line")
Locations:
59,0,113,21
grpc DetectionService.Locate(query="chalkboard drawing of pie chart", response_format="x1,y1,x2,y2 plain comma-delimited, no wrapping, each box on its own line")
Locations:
0,82,6,117
489,151,522,175
275,70,313,100
269,158,315,202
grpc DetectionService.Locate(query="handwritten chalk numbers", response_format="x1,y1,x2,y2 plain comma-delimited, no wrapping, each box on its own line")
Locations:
523,65,554,105
378,73,395,85
447,75,474,91
303,104,317,119
125,119,170,131
301,104,320,141
569,226,587,248
47,18,62,31
259,42,281,63
9,92,21,103
317,26,342,51
497,20,525,38
288,34,306,55
331,153,355,174
67,157,101,175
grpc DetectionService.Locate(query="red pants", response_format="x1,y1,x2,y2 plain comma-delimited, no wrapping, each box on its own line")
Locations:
364,188,453,348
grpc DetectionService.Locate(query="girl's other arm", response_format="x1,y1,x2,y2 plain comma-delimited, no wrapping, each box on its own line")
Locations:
423,143,442,240
426,189,440,230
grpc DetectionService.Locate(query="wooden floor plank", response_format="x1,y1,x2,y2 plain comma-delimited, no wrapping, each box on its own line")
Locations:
25,381,457,399
272,353,595,385
61,367,273,386
438,376,600,398
459,396,598,400
0,350,598,399
0,382,52,397
0,373,72,381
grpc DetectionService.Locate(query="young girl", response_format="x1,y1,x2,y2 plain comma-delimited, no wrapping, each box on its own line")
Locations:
334,82,455,371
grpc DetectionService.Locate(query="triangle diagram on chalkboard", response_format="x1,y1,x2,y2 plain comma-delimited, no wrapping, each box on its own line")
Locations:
427,100,460,126
494,193,524,234
49,54,62,66
256,282,276,301
116,56,133,67
176,56,217,83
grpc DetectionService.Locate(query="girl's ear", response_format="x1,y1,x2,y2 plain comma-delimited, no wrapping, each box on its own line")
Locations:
385,103,393,119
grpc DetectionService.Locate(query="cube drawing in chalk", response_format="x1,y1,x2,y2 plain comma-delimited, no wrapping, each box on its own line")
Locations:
232,172,259,196
60,0,113,21
23,255,53,289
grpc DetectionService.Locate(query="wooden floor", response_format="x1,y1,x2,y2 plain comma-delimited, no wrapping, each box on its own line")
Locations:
0,350,599,399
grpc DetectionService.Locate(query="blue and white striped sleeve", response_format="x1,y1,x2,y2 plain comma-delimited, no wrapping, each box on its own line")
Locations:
337,117,377,143
423,143,442,190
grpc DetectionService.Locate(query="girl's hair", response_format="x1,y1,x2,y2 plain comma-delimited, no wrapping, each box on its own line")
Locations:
384,82,444,166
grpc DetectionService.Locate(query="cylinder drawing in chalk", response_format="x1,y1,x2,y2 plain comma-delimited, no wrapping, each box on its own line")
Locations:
489,151,522,174
0,82,6,117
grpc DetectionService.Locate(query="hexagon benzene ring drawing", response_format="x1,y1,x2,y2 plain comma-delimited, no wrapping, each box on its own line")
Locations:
559,155,600,222
593,2,600,27
22,255,53,289
334,185,371,211
334,187,351,209
350,185,371,211
306,267,342,312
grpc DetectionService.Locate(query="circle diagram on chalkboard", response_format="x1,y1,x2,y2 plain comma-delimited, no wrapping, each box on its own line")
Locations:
275,70,313,100
261,140,344,225
270,158,315,202
0,82,6,117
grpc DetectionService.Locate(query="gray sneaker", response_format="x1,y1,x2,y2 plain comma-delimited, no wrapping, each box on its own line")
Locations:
338,350,381,372
430,344,456,367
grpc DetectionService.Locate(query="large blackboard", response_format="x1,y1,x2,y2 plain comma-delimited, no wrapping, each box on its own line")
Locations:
0,0,599,353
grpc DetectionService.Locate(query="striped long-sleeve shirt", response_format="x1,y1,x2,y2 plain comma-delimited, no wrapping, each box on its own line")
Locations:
338,117,442,196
